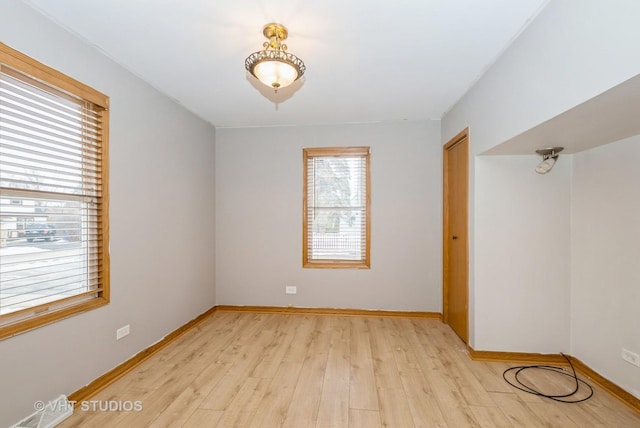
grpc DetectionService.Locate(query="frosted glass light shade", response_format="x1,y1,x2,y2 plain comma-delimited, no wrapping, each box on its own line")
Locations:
253,60,298,90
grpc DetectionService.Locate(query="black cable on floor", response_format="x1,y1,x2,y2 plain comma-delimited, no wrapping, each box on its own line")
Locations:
502,352,594,403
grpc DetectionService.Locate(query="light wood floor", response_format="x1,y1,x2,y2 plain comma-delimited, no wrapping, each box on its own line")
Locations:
59,311,640,427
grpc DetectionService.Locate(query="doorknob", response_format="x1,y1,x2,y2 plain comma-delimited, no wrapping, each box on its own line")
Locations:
452,235,458,240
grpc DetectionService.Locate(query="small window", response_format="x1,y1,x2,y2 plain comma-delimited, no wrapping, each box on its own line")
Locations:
303,147,370,268
0,42,109,339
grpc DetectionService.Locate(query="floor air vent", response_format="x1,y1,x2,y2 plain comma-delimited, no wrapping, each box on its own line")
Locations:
12,395,73,428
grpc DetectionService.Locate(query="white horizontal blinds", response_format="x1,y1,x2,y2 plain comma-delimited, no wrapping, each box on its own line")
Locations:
306,150,367,262
0,66,102,196
0,64,104,319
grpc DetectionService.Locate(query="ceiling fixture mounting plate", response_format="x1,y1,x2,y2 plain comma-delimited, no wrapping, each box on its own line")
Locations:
535,147,564,156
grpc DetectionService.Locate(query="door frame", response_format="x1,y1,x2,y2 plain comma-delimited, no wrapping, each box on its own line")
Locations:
442,127,469,343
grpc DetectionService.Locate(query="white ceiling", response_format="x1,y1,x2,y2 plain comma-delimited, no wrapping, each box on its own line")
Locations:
24,0,549,129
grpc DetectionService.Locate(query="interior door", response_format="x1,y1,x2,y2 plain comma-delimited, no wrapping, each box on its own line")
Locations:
443,129,469,343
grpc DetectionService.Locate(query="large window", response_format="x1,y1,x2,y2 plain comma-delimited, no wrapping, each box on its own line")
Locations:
0,43,109,339
303,147,370,268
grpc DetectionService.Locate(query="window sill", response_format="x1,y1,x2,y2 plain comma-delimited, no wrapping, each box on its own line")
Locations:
303,260,370,269
0,297,109,341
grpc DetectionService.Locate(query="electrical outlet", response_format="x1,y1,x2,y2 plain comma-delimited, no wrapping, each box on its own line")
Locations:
621,348,640,367
285,286,297,294
116,324,130,340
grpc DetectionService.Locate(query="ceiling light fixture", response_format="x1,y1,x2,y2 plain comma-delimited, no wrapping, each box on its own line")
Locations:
535,147,564,174
245,23,306,92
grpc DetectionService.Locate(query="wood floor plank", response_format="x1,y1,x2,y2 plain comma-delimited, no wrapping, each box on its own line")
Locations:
199,327,278,410
462,358,514,394
56,313,640,428
166,312,260,365
349,409,382,428
247,361,303,427
69,361,211,428
397,362,448,427
368,317,404,390
249,315,300,379
57,383,145,427
112,362,208,427
349,316,379,411
147,361,231,427
282,316,333,427
526,402,582,427
214,376,271,427
469,405,513,428
283,315,318,363
280,354,326,428
376,387,416,428
384,317,418,365
579,388,640,427
424,366,481,427
487,392,546,428
316,316,350,428
182,409,224,428
422,324,497,409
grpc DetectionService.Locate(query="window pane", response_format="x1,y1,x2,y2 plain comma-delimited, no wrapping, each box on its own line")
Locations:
303,147,370,268
0,194,98,315
310,208,364,260
312,157,363,208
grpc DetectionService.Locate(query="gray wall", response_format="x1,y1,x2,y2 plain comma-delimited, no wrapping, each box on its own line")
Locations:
571,136,640,399
215,121,442,311
474,155,571,353
442,0,640,397
0,2,216,425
